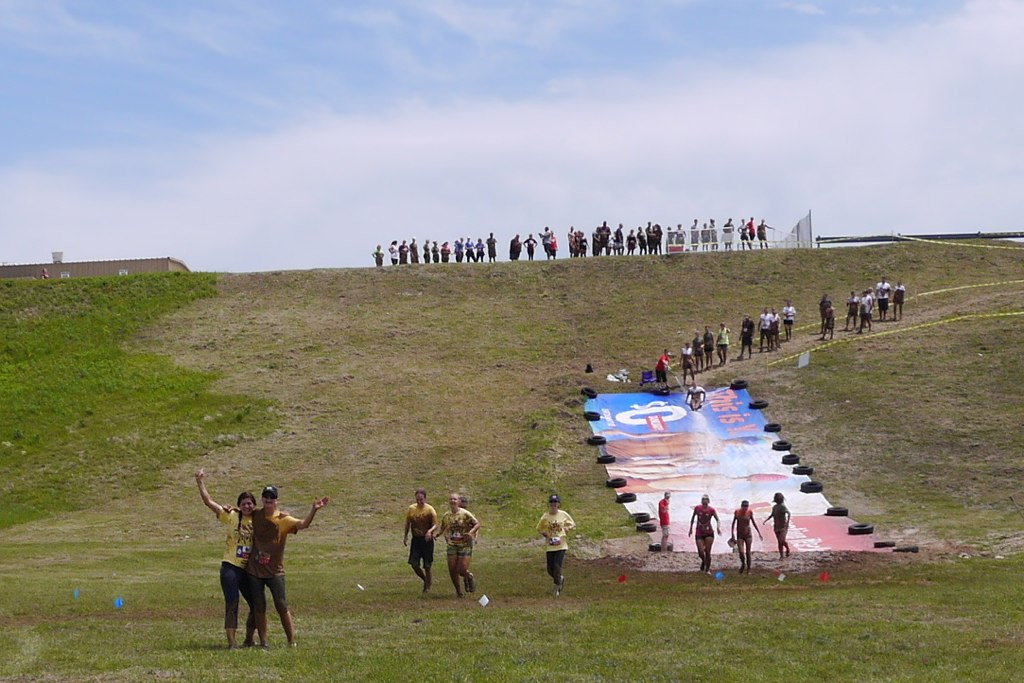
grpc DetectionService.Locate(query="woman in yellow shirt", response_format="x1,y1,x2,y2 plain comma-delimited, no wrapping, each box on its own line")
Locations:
195,469,257,649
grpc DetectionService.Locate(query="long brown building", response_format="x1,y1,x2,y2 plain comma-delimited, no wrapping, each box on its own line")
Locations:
0,255,190,279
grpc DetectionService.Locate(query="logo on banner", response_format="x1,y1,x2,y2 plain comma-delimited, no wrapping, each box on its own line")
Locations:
615,401,688,432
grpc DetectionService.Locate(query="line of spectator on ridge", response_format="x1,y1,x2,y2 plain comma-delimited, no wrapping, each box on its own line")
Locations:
372,218,777,266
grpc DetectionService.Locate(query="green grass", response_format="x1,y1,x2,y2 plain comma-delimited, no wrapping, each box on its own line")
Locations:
0,273,278,527
1,242,1023,680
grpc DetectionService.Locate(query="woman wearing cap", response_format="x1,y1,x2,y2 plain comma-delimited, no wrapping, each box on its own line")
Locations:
536,494,576,596
247,485,329,648
429,493,480,598
688,494,721,574
194,468,257,649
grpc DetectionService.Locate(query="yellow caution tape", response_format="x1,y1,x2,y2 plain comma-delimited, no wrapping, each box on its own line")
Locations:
896,235,1024,251
768,311,1024,366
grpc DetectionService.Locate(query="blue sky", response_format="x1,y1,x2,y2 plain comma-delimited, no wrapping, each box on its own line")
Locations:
1,0,1019,271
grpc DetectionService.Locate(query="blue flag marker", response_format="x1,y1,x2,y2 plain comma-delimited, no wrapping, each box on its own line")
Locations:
73,588,80,599
114,597,124,609
714,571,724,582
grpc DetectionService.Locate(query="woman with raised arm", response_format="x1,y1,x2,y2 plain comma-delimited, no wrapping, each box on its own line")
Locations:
194,468,257,649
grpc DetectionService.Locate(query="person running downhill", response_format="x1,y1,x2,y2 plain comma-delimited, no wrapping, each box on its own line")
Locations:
430,493,481,598
536,494,576,596
731,500,763,574
404,488,438,593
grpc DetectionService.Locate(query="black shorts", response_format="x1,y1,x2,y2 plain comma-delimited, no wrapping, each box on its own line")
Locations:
408,536,434,568
878,299,889,312
656,369,668,383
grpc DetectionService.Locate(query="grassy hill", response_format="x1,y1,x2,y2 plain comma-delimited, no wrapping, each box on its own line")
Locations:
1,242,1023,681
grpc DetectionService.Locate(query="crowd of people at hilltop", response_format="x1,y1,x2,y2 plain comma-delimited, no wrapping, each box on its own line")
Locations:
372,218,780,266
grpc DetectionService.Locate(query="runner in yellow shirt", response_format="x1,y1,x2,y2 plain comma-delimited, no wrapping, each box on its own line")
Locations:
403,488,438,593
429,493,481,598
536,494,576,596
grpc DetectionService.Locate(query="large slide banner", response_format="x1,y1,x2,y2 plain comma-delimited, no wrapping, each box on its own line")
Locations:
586,388,878,553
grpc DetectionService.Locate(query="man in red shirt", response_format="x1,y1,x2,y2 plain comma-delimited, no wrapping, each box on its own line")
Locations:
658,492,672,551
655,349,672,389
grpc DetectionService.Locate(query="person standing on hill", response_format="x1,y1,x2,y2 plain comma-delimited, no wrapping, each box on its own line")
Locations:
487,233,498,262
389,241,399,266
692,330,705,373
655,349,673,389
702,326,715,368
409,239,420,264
821,301,836,340
689,219,699,252
764,492,791,559
680,342,696,383
876,277,892,321
525,234,537,261
475,238,485,263
194,469,256,649
373,246,385,268
818,294,832,336
757,219,769,248
782,300,796,341
893,281,906,320
404,488,438,594
722,218,735,251
430,493,481,598
509,234,522,261
759,308,772,353
843,290,860,331
689,495,721,574
737,314,755,360
716,322,730,367
247,485,329,648
536,494,576,596
731,500,762,573
658,492,672,551
745,218,756,249
858,288,874,334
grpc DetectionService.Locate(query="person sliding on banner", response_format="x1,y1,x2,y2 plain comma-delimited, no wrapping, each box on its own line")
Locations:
730,500,762,574
764,492,791,559
536,494,576,596
686,381,706,411
689,495,721,574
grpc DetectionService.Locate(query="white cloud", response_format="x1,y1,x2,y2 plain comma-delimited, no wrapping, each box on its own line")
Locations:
2,1,1023,271
779,2,826,16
